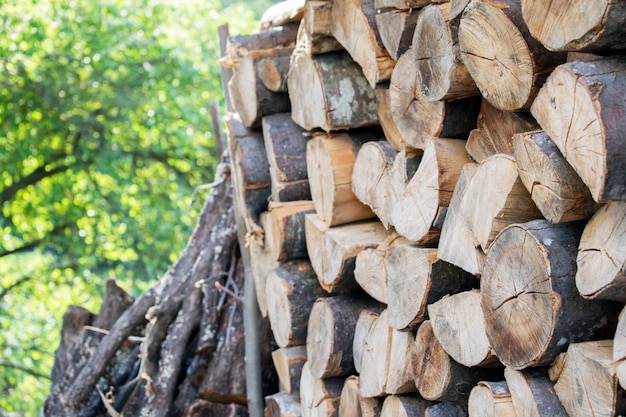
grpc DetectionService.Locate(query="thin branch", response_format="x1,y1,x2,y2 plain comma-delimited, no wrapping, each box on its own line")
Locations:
0,275,32,303
0,360,52,380
0,222,74,259
0,156,73,203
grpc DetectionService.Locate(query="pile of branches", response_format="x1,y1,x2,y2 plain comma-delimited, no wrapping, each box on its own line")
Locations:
44,161,277,417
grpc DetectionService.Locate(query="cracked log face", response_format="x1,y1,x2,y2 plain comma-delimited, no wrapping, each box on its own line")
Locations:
481,219,619,369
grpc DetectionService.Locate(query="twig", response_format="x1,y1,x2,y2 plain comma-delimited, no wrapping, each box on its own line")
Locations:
83,325,145,343
214,282,242,302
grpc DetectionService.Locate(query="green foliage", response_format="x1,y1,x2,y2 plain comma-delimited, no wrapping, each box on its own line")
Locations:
0,0,270,414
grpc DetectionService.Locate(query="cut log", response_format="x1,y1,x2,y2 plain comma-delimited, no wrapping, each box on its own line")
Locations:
391,138,471,243
530,58,626,202
375,87,410,152
481,219,620,369
413,4,478,101
426,402,468,417
467,381,517,417
306,295,381,379
450,0,470,19
576,202,626,302
271,179,312,203
330,0,395,87
503,367,568,417
288,50,379,132
262,201,316,262
465,99,539,163
221,24,298,70
386,327,418,394
351,140,398,228
353,309,381,374
338,376,384,417
513,130,600,223
552,340,626,417
411,321,501,402
182,400,248,417
228,49,292,128
387,150,422,219
272,345,307,394
261,0,306,30
380,395,433,417
614,306,626,364
437,162,482,275
306,131,381,227
359,309,392,398
386,245,475,331
258,53,292,92
389,50,480,150
265,392,303,417
297,1,344,56
262,113,310,201
304,214,391,293
375,0,444,8
521,0,626,53
249,235,277,317
428,290,498,368
376,8,421,61
265,259,327,347
299,361,344,417
458,0,567,111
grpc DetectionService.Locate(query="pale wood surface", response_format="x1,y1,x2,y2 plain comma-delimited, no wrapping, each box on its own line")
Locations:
271,345,307,394
380,395,433,417
261,0,306,29
299,361,344,417
468,381,517,417
504,367,568,417
376,8,420,61
353,309,381,374
359,309,392,398
338,376,384,417
262,201,316,262
265,392,303,417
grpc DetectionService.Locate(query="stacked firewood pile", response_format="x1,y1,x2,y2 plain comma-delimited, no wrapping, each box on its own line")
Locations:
224,0,626,416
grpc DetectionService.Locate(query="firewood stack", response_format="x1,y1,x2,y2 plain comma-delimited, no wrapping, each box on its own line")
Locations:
222,0,626,416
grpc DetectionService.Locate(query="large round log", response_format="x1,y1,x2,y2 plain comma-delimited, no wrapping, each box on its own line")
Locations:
481,219,619,369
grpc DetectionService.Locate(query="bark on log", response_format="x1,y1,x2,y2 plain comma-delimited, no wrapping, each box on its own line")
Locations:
386,245,475,331
353,309,381,374
552,340,626,417
182,400,248,417
376,8,421,61
530,58,626,202
426,402,468,417
389,50,480,150
338,376,383,417
576,202,626,302
352,140,398,228
380,395,433,417
265,392,303,417
375,0,444,8
481,219,620,369
258,53,292,92
307,131,382,227
503,367,568,417
262,201,316,262
428,290,499,368
297,1,344,56
465,99,538,163
288,51,379,132
411,321,501,402
265,259,328,347
261,0,306,30
304,214,391,293
330,0,395,87
467,381,516,417
413,4,478,101
521,0,626,53
391,138,471,244
513,130,600,224
262,113,308,183
299,361,344,417
306,295,381,379
458,0,567,111
272,345,307,394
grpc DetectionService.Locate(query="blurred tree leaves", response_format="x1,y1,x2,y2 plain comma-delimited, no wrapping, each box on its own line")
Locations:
0,0,275,413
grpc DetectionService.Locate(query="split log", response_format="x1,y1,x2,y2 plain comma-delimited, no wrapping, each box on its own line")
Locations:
481,219,620,369
387,150,422,220
375,87,410,152
465,99,538,163
530,58,626,202
413,4,478,101
262,113,310,202
261,0,306,30
428,290,498,368
552,340,626,417
375,8,421,61
503,367,568,417
258,53,292,92
307,131,382,227
351,140,398,228
513,130,599,223
182,400,248,417
299,361,344,417
288,50,379,132
353,309,381,374
306,295,381,379
338,376,384,417
305,214,390,293
297,1,344,56
450,0,470,19
576,202,626,302
228,49,292,128
458,0,567,111
614,306,626,363
389,50,480,150
437,162,482,274
391,138,471,243
386,327,418,394
359,309,392,397
354,233,409,304
272,345,307,394
265,259,328,347
221,24,298,70
249,235,278,317
426,402,468,417
330,0,395,87
265,392,303,417
386,245,475,331
262,201,316,262
380,395,433,417
521,0,626,53
411,321,501,402
375,0,444,8
467,381,516,417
